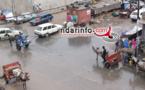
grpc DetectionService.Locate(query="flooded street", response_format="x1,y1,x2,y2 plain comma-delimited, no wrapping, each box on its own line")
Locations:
0,12,145,90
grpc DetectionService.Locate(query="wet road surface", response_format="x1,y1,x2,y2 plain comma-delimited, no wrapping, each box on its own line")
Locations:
0,12,145,90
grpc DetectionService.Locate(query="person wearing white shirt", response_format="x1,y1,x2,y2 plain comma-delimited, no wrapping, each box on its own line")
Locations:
39,4,42,12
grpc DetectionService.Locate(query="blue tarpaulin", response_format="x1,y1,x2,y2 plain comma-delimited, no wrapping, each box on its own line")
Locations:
3,11,12,15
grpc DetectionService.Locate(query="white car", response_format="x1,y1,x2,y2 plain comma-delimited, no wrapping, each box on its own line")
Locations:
130,9,145,21
34,23,63,37
0,28,22,40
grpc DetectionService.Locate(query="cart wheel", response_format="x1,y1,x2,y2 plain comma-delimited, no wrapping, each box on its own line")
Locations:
25,44,29,48
4,75,8,84
16,44,21,51
105,62,110,68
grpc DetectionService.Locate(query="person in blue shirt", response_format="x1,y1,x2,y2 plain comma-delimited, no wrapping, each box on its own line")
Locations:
123,38,129,48
115,41,119,52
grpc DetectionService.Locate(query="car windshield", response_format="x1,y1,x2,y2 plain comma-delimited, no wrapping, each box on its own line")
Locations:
17,16,23,18
21,13,31,16
132,12,137,15
36,26,42,31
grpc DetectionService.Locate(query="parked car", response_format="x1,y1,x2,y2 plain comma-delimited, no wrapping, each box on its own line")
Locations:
0,28,22,40
29,13,53,26
34,23,63,37
131,1,144,8
13,12,37,24
130,9,145,21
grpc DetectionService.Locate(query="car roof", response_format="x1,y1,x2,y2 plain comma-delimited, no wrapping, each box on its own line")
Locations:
0,28,10,30
38,23,53,27
38,13,51,17
132,9,145,13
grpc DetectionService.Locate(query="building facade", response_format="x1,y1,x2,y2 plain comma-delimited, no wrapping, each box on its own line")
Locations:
0,0,87,15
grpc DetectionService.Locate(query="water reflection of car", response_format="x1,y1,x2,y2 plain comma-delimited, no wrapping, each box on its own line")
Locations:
0,28,22,40
13,12,37,24
29,13,53,26
34,23,62,37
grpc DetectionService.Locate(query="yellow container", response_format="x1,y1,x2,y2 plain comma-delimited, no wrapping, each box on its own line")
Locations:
129,61,133,66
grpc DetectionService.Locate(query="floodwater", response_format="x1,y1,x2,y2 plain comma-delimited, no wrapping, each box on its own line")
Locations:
0,12,145,90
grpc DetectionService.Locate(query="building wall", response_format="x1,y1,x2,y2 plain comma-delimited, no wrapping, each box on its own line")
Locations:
0,0,89,15
0,0,33,15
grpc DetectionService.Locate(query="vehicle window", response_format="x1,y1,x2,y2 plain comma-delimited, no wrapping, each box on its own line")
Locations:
132,12,137,15
48,14,52,16
43,15,48,18
52,25,57,28
0,30,5,34
43,27,47,30
141,12,145,15
48,26,51,29
24,15,31,18
6,30,12,33
36,26,42,31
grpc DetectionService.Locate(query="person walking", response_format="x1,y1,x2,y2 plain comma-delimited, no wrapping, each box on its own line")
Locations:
36,17,39,24
38,4,42,13
132,39,136,49
129,40,132,49
101,46,107,63
115,41,119,52
36,5,39,13
5,33,12,47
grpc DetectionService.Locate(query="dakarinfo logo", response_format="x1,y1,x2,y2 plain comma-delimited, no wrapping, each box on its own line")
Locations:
61,26,119,42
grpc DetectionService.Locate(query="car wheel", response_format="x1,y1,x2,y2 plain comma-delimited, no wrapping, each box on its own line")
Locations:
20,21,23,24
25,44,29,48
16,44,21,51
33,23,36,26
46,33,49,37
104,62,110,68
38,35,43,38
48,19,51,22
0,37,1,41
